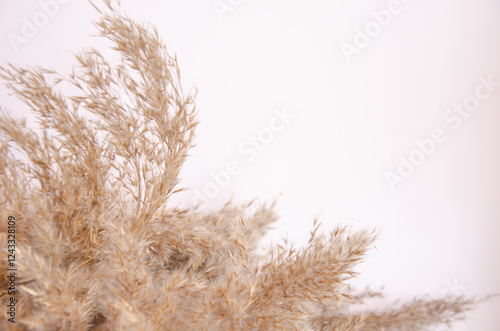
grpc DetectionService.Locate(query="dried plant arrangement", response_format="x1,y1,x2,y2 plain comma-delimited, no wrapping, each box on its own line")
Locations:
0,1,490,330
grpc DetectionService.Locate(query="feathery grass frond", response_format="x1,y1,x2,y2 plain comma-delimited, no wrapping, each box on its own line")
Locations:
0,1,490,330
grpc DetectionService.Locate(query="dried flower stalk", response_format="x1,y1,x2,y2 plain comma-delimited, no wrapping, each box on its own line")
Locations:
0,1,488,330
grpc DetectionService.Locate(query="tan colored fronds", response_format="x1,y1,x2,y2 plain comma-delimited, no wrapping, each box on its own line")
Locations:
0,1,490,330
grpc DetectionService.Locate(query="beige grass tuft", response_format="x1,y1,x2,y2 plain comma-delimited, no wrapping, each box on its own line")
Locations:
0,1,490,330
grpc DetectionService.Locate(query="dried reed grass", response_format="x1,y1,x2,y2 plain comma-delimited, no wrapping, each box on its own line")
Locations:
0,1,488,330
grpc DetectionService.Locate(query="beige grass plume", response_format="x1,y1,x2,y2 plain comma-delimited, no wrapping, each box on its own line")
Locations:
0,1,487,330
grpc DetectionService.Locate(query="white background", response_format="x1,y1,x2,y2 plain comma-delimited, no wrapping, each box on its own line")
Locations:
1,0,499,330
